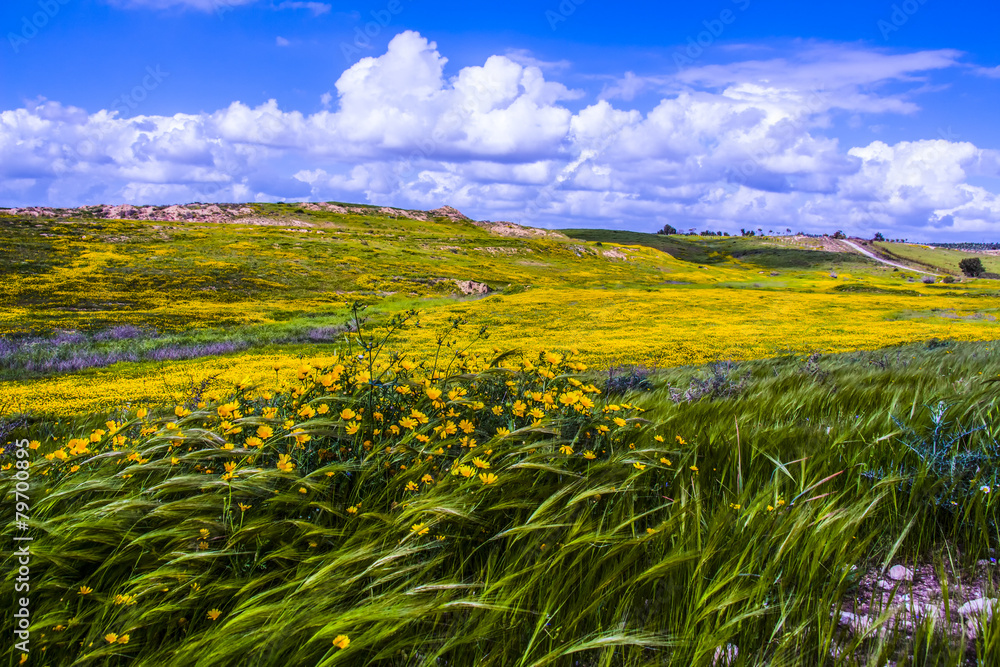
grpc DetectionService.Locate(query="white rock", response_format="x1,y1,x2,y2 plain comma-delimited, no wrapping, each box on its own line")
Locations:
957,598,996,617
887,565,914,581
711,644,739,666
838,611,871,632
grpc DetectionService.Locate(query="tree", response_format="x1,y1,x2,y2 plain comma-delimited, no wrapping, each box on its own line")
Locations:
873,232,885,242
959,257,985,277
656,224,677,235
832,230,846,239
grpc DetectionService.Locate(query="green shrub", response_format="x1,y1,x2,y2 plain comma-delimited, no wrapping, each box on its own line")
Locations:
959,257,986,277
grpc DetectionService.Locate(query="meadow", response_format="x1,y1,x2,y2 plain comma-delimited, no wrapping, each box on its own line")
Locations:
872,243,1000,277
2,205,999,666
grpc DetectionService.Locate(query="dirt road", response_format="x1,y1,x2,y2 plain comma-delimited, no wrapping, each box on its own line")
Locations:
839,240,939,276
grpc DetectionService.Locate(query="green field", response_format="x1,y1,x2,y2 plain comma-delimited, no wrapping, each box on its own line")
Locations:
2,206,1000,666
874,242,1000,276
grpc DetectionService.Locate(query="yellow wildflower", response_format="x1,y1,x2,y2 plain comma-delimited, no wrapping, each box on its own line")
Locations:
277,454,295,473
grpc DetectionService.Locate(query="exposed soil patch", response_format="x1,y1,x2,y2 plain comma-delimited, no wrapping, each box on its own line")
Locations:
836,557,998,663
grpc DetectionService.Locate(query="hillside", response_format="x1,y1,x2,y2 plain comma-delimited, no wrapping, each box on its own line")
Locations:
2,202,1000,415
1,203,1000,666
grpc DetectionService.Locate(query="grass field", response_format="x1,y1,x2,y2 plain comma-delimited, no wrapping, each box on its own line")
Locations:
2,206,1000,666
873,242,1000,276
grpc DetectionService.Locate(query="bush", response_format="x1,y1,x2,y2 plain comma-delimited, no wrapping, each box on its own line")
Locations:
668,361,748,402
603,365,656,395
959,257,985,277
922,276,935,284
927,337,949,350
942,275,955,283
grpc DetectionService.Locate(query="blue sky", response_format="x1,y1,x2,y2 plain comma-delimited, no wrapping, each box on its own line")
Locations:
2,0,1000,240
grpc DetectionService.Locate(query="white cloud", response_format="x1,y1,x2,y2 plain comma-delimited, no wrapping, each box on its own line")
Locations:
599,71,650,102
276,36,290,47
503,49,572,73
105,0,257,10
1,34,998,240
275,1,331,16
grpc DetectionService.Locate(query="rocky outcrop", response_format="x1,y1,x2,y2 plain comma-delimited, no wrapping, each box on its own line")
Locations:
455,280,490,295
2,202,515,232
3,203,257,223
472,220,566,239
428,206,470,222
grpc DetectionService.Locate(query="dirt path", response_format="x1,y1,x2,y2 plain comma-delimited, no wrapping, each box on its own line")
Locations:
839,240,939,276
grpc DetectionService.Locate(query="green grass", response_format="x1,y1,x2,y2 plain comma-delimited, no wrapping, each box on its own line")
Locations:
560,230,880,272
1,210,689,337
4,207,1000,665
874,243,1000,276
2,335,998,666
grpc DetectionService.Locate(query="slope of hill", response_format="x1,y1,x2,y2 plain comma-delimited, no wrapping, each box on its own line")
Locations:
2,201,999,415
873,241,1000,276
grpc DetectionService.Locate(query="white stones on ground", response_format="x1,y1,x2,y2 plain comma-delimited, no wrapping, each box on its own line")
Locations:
887,565,914,581
711,644,739,666
837,611,872,633
957,598,996,617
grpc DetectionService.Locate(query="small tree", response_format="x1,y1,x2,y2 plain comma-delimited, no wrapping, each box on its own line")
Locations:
959,257,985,277
873,232,885,242
832,230,846,240
656,224,677,235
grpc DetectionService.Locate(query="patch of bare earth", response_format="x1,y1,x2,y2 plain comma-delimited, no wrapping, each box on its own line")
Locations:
834,556,997,664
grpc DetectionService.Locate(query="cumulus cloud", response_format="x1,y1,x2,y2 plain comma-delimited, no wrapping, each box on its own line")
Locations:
105,0,257,10
1,33,998,239
275,1,331,16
